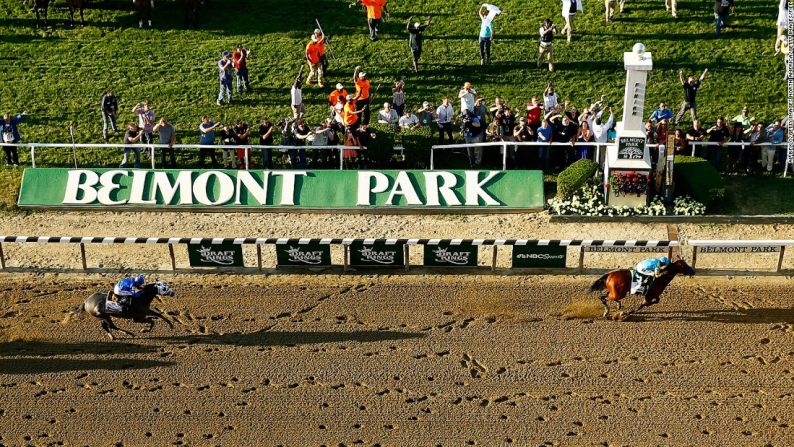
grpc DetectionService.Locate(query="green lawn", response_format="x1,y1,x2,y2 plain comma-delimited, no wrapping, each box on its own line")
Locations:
719,175,794,215
0,0,787,210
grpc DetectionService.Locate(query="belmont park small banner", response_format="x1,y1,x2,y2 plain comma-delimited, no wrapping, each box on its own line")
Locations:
17,169,544,211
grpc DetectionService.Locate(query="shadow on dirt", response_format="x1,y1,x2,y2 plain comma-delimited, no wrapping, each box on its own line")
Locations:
0,341,160,357
154,329,426,346
625,308,794,324
0,357,174,374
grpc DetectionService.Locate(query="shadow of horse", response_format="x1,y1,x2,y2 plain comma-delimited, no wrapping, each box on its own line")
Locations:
0,357,174,374
0,340,160,357
622,307,794,324
153,329,425,347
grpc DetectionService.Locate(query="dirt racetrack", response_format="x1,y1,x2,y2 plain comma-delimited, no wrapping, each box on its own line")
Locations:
0,273,792,446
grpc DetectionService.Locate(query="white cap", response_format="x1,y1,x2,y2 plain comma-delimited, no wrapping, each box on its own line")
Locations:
359,72,367,78
336,83,344,90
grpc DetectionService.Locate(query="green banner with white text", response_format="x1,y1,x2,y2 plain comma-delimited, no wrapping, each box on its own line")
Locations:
18,168,544,211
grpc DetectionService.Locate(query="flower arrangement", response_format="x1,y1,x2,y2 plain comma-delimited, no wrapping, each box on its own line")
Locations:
607,171,650,197
548,184,707,217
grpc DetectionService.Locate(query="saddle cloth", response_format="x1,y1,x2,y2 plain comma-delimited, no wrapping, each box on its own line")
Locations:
630,269,645,295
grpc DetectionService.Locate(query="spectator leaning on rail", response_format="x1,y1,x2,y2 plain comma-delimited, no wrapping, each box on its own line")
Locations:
153,117,176,168
101,90,118,141
748,122,768,174
217,51,233,106
232,45,252,94
685,119,706,156
120,122,142,169
198,115,221,168
674,68,707,124
767,120,786,173
233,121,252,169
705,117,729,171
1,111,25,167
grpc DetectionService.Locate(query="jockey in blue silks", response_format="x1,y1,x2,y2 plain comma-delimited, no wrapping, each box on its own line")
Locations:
635,256,669,291
106,275,146,314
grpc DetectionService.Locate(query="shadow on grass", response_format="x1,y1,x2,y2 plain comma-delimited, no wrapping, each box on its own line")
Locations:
719,174,794,215
0,357,174,374
0,341,160,357
154,329,425,346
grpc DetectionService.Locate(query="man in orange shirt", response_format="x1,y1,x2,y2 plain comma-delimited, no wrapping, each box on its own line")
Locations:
305,33,324,87
343,95,365,153
312,29,329,75
351,0,389,41
329,83,348,120
353,66,372,125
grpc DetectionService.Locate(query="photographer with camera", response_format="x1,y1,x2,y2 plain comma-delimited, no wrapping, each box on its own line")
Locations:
538,19,557,72
232,45,252,94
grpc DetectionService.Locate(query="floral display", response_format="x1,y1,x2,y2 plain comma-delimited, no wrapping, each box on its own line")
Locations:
548,184,706,216
607,171,650,197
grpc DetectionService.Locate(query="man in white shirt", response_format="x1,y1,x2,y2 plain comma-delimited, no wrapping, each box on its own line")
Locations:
291,73,304,120
458,82,477,117
399,109,419,129
589,107,614,143
436,97,455,143
377,102,399,126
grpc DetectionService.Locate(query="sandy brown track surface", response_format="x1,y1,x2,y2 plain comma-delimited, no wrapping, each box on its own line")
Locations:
0,273,792,446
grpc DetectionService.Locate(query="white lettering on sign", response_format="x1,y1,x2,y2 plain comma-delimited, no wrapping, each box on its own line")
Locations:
516,253,566,260
146,171,193,205
63,170,99,204
272,171,307,206
97,170,128,205
465,171,500,206
359,247,398,264
357,171,390,205
197,246,236,265
193,171,234,205
285,246,325,264
386,171,423,205
699,246,780,253
433,247,470,265
423,172,461,206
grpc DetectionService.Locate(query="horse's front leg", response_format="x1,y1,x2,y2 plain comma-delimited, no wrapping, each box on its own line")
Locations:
147,308,174,329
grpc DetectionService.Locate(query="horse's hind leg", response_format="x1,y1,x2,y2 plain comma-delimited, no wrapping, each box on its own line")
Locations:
104,316,135,338
599,295,610,319
100,319,115,340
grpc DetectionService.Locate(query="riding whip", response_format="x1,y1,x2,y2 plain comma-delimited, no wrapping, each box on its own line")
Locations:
315,18,338,62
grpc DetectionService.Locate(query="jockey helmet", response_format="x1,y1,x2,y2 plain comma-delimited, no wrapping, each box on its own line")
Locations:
133,275,145,286
659,256,670,266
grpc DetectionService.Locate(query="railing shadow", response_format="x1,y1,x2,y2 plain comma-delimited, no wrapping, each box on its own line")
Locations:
152,329,425,347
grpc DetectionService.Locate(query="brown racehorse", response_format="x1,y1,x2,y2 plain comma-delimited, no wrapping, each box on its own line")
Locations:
589,257,695,318
31,0,50,28
65,0,86,26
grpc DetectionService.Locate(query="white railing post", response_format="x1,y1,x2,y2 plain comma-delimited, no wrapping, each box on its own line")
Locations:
502,143,508,170
339,146,344,170
244,147,250,170
29,144,36,168
690,142,696,157
430,148,435,170
150,146,156,169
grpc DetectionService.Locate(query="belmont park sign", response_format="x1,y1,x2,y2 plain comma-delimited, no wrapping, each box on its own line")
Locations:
18,168,544,211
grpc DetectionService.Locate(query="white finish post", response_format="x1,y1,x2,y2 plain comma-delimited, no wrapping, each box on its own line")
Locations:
150,146,156,169
30,145,36,168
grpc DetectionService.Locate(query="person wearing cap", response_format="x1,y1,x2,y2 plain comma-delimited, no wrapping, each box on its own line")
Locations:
343,94,365,159
312,29,329,75
398,108,419,129
232,45,251,94
392,80,406,118
353,67,372,125
732,106,755,130
648,102,673,123
458,82,478,117
406,16,431,72
306,32,325,88
351,0,389,41
217,51,233,106
417,101,436,127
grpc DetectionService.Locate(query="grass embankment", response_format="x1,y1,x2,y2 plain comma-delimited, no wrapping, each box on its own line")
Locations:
0,0,786,212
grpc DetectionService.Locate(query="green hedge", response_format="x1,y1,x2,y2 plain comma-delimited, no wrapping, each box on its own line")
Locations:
556,159,599,198
673,155,726,206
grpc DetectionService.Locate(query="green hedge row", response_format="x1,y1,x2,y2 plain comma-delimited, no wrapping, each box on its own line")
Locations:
556,159,599,198
673,155,726,205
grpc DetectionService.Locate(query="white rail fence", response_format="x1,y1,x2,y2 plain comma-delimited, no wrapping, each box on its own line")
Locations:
1,143,366,170
689,240,794,273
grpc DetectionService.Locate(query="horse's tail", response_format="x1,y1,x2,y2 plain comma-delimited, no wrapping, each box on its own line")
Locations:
61,303,85,325
590,273,609,292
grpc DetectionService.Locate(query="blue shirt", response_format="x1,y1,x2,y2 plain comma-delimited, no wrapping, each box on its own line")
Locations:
537,125,553,142
218,60,232,82
479,21,493,39
649,108,673,122
199,121,216,145
1,114,24,142
768,127,785,144
114,276,145,298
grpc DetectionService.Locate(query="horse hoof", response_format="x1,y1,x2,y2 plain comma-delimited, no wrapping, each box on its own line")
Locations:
106,333,115,340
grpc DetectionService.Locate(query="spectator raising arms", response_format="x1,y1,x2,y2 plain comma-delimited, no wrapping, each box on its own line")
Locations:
132,101,155,147
458,82,478,117
478,3,501,65
259,117,275,169
353,67,372,125
120,122,142,169
306,31,325,88
1,111,25,167
291,69,305,120
351,0,388,41
407,17,431,72
674,68,707,125
198,115,221,168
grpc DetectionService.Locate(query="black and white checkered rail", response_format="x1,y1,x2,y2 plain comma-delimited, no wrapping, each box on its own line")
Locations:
0,236,679,247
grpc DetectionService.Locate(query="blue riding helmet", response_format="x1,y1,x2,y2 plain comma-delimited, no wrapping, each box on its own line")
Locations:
133,275,145,286
659,256,670,266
